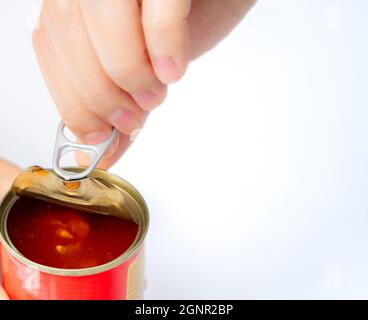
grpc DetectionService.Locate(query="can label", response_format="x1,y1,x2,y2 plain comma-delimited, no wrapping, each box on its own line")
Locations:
127,248,144,300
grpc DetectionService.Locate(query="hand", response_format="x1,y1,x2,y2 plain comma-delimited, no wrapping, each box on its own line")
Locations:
0,286,9,300
0,158,20,200
33,0,256,169
0,158,20,301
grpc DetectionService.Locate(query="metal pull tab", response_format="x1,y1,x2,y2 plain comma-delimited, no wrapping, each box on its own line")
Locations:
52,121,117,181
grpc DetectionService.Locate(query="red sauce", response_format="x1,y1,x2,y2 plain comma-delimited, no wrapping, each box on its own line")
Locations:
7,196,138,269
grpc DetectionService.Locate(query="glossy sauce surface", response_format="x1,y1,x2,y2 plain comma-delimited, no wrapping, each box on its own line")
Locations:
7,196,138,269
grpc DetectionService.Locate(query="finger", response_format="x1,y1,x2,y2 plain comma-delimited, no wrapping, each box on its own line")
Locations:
32,25,118,150
76,130,139,169
0,158,20,200
40,0,146,136
0,286,9,300
142,0,191,84
188,0,256,60
78,0,167,111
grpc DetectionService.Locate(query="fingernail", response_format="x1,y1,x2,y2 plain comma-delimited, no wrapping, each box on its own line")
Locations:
132,84,167,111
131,90,160,111
153,56,180,84
83,131,110,145
107,108,142,135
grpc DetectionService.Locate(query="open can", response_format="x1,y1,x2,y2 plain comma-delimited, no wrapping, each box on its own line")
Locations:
0,166,149,300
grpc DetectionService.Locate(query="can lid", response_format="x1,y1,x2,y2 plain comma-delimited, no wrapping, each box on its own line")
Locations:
9,166,137,222
0,166,149,276
52,121,117,181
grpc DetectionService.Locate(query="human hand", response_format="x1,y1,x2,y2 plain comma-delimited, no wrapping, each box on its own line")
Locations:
33,0,256,169
0,158,20,301
0,286,9,300
0,158,20,200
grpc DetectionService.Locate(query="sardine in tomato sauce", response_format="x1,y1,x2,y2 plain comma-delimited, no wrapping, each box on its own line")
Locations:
6,196,138,269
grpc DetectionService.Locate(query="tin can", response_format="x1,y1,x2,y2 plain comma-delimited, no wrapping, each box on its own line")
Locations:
0,166,148,300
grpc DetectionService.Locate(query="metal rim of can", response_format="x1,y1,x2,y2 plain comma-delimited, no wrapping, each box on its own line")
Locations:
0,167,149,277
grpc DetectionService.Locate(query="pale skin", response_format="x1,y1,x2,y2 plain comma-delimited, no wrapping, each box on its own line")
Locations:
33,0,256,168
0,0,255,299
0,159,20,300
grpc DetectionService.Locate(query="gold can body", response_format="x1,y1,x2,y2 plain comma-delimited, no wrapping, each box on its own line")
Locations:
0,166,149,300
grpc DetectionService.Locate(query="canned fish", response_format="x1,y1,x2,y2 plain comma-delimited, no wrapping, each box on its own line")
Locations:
0,166,149,300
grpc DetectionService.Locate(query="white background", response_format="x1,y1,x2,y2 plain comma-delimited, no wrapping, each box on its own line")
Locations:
0,0,367,299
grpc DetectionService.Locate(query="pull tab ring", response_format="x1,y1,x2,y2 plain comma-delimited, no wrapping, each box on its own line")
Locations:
52,121,117,181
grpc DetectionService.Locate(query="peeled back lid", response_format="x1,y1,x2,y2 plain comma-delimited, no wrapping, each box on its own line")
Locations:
8,166,146,225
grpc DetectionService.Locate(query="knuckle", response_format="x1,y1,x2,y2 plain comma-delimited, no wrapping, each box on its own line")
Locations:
146,18,168,30
79,85,105,110
106,59,142,84
72,75,120,118
144,19,177,40
145,6,190,28
104,51,154,90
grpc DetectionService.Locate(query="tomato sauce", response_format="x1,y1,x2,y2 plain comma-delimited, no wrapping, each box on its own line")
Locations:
6,196,138,269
